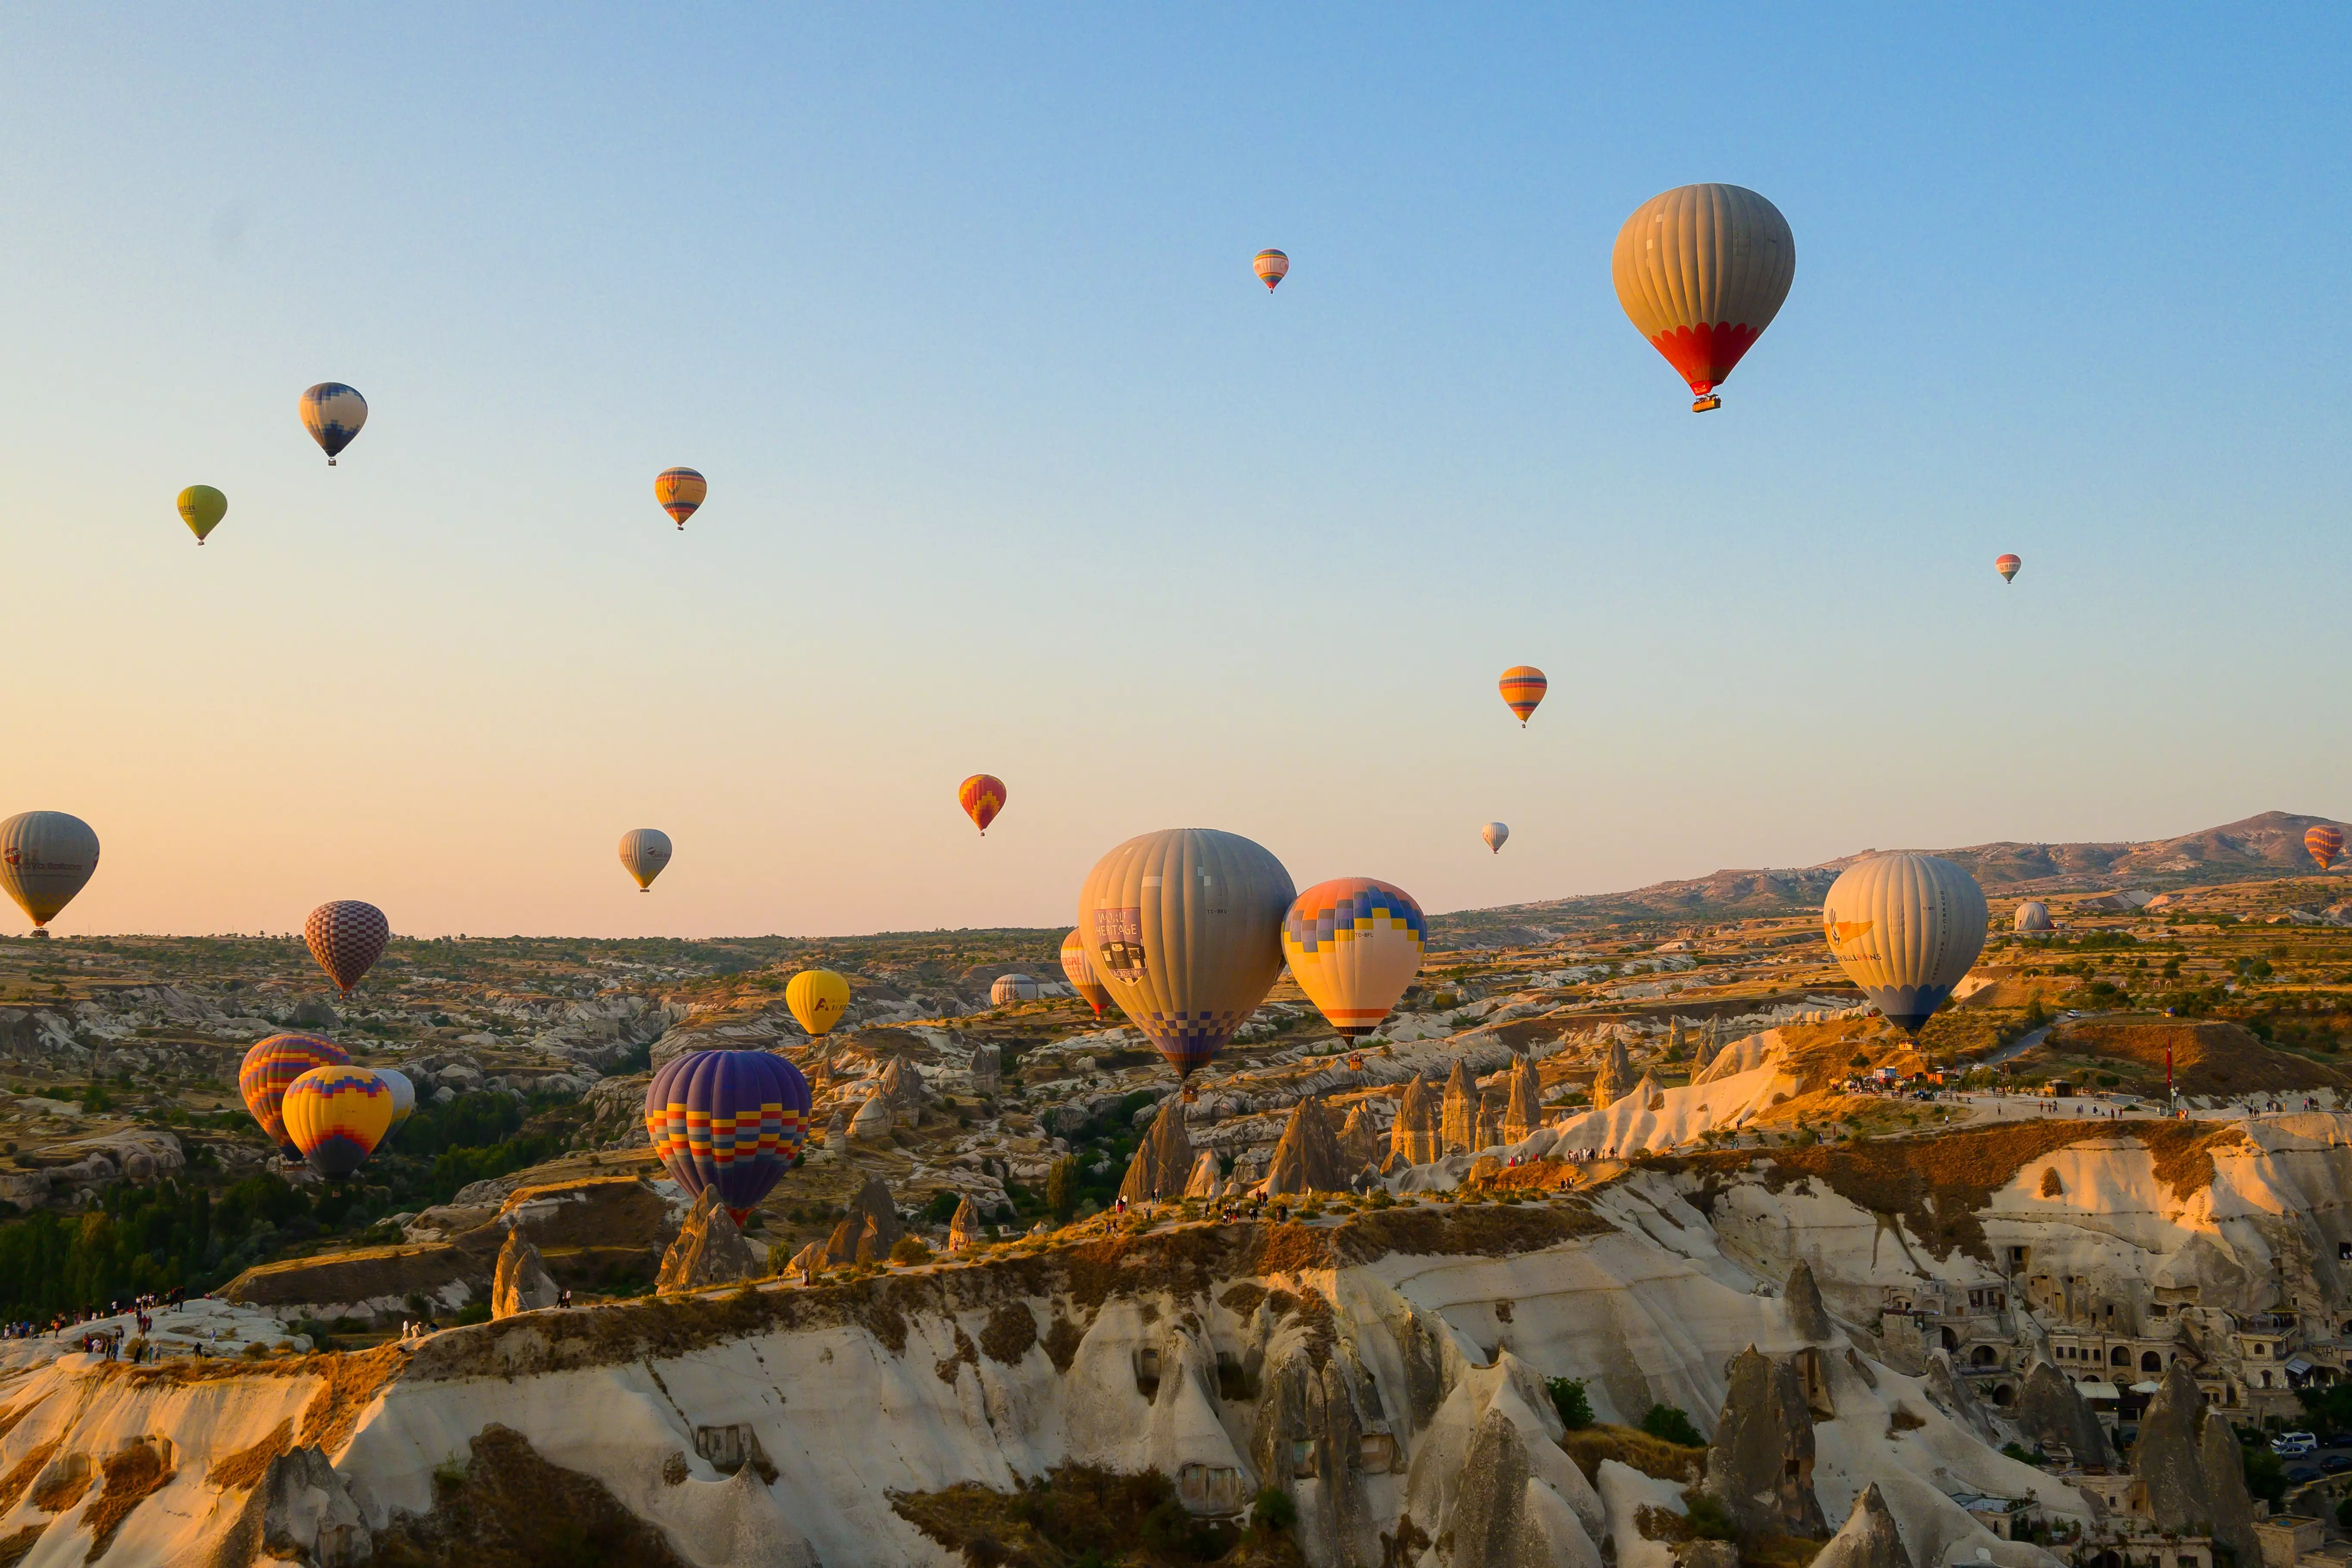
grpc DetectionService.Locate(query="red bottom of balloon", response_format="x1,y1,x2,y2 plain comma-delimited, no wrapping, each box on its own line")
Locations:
1648,321,1764,396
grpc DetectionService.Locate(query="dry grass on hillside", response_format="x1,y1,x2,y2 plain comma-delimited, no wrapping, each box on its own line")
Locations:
81,1437,174,1561
891,1464,1306,1568
2052,1019,2349,1095
1560,1423,1705,1485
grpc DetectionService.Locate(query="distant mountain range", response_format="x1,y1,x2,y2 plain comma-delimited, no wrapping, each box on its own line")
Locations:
1431,810,2349,943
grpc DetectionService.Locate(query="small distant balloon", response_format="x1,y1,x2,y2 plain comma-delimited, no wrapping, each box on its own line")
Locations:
786,969,850,1037
990,973,1041,1006
177,486,227,545
1481,822,1509,855
619,828,673,891
284,1065,396,1178
305,901,389,996
2309,825,2345,871
1499,666,1547,727
1060,930,1111,1019
300,383,368,465
1996,554,2021,583
959,775,1006,835
0,812,100,930
1253,250,1289,291
655,467,706,530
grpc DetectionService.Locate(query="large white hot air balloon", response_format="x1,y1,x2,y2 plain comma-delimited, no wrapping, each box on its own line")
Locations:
1481,822,1509,855
619,828,673,891
2013,900,2052,934
1821,852,1988,1034
0,812,100,933
1076,828,1294,1084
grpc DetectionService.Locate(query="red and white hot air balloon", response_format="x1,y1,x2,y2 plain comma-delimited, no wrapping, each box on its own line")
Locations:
1612,185,1795,412
1996,554,2021,583
1253,250,1289,291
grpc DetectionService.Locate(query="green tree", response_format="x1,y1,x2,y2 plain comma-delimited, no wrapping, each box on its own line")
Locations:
1640,1404,1705,1447
1547,1377,1593,1431
1045,1156,1081,1222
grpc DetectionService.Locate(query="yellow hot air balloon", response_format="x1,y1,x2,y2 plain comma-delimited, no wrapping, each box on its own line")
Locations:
1282,878,1427,1039
282,1065,396,1178
1820,852,1988,1034
1612,184,1795,412
786,969,850,1037
1076,828,1294,1083
177,486,227,544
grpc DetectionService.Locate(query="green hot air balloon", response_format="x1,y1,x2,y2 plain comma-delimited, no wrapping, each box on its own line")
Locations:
177,486,227,544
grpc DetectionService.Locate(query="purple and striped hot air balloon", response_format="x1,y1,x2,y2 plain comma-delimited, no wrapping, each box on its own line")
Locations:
643,1050,812,1224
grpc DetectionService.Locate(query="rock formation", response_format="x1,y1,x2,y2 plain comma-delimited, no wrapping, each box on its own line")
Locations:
1441,1060,1477,1156
1184,1149,1223,1199
847,1093,891,1143
1629,1071,1664,1112
1118,1096,1193,1203
1784,1259,1832,1341
1809,1483,1911,1568
1263,1094,1347,1196
823,1176,903,1265
1668,1016,1687,1059
1337,1103,1379,1171
1391,1074,1439,1166
946,1195,980,1252
1699,1015,1722,1066
1502,1056,1543,1144
822,1105,847,1149
875,1056,929,1123
491,1228,559,1319
1921,1350,1996,1442
2011,1359,2114,1466
1591,1038,1635,1109
656,1187,760,1293
1701,1346,1826,1537
2133,1360,2257,1568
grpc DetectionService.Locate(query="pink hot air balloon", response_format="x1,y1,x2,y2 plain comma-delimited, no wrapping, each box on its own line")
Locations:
305,901,389,996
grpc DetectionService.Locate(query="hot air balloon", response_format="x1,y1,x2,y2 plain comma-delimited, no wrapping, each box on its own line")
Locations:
1612,185,1795,412
2014,900,2053,933
1499,666,1547,726
0,812,100,932
1076,828,1294,1084
644,1049,812,1222
177,486,227,544
377,1066,416,1133
1996,554,2021,583
1821,852,1988,1034
305,901,389,997
1281,878,1427,1039
655,467,706,530
990,974,1041,1006
959,775,1006,835
283,1065,396,1178
1253,250,1289,291
239,1033,352,1158
619,828,672,891
1481,822,1509,855
1060,929,1111,1019
299,383,368,464
2309,825,2345,871
785,969,850,1037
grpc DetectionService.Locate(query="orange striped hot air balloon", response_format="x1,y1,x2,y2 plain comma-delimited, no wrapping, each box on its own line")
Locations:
959,774,1006,835
1612,184,1795,412
1996,554,2021,583
1498,666,1547,726
655,467,707,530
2308,825,2344,871
1253,250,1288,291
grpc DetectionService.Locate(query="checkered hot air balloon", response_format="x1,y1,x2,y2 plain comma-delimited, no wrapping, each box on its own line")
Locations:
240,1033,351,1158
2308,825,2345,871
305,900,389,996
1499,666,1547,726
655,467,706,530
284,1065,396,1178
644,1049,812,1223
1612,185,1794,412
959,775,1006,835
1061,929,1111,1019
1282,878,1427,1039
1254,249,1289,291
299,384,368,464
1996,554,2022,583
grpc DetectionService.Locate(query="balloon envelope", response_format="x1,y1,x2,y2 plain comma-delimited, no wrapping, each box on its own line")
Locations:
177,485,226,543
786,969,850,1037
1498,666,1547,725
1254,249,1289,290
2309,825,2345,870
377,1067,416,1128
1282,877,1427,1039
644,1049,812,1222
1075,828,1295,1081
655,467,706,529
1060,929,1111,1018
1612,185,1794,409
990,974,1041,1006
284,1065,395,1178
959,775,1006,834
619,828,673,890
1481,822,1509,854
1821,852,1988,1034
1996,554,2021,583
300,383,368,462
240,1033,352,1157
2013,900,2052,933
306,901,389,996
0,812,100,929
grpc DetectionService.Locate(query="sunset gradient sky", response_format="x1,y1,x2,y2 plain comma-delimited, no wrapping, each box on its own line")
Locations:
1,6,2345,937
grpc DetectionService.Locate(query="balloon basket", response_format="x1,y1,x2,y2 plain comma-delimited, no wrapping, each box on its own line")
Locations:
1691,395,1721,413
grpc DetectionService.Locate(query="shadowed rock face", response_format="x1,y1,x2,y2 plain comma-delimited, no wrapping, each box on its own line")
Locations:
823,1177,903,1265
1502,1057,1543,1145
2133,1361,2256,1568
1119,1098,1193,1203
1448,1409,1541,1568
1253,1346,1371,1562
656,1188,759,1293
1391,1075,1439,1166
1185,1149,1223,1199
1922,1351,1996,1442
491,1230,559,1319
1337,1104,1380,1172
1592,1040,1636,1110
1442,1061,1477,1156
1810,1483,1911,1568
1784,1260,1832,1342
1702,1347,1826,1537
1264,1095,1347,1196
2012,1360,2113,1467
946,1196,980,1252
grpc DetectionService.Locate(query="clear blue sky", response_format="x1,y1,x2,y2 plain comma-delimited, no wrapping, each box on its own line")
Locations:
0,5,2344,937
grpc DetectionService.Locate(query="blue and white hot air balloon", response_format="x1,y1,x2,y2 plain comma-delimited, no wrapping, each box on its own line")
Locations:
300,383,369,465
